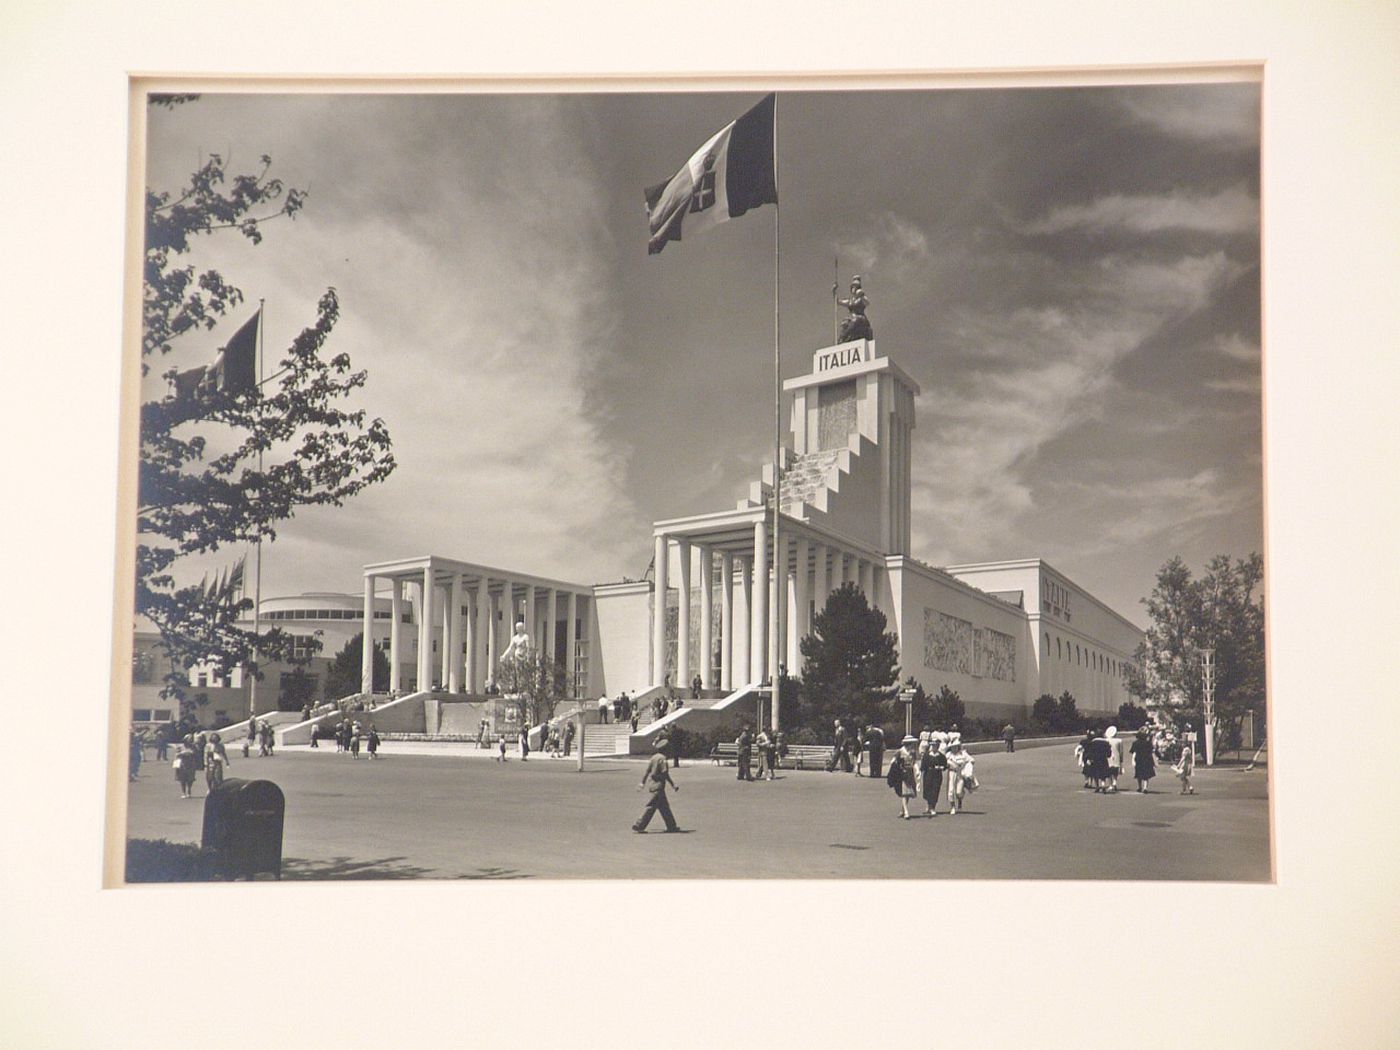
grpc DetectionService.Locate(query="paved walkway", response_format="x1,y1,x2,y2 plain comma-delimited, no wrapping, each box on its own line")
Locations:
125,742,1271,881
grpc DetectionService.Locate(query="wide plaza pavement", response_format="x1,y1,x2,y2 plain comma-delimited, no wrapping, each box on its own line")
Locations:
125,740,1271,881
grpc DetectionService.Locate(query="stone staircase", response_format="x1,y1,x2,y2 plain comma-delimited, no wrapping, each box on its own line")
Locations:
778,449,843,514
738,444,857,521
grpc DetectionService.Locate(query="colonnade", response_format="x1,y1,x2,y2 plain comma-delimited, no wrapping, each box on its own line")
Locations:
362,560,586,698
650,527,884,693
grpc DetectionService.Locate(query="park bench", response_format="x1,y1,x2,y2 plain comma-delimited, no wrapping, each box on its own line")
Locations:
709,742,835,770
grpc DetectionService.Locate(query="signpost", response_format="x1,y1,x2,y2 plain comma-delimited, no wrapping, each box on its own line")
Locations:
899,687,917,738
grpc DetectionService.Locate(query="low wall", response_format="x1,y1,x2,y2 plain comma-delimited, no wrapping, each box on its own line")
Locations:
425,699,491,735
278,692,428,745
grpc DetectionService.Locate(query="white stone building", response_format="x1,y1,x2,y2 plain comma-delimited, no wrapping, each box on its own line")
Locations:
331,338,1143,742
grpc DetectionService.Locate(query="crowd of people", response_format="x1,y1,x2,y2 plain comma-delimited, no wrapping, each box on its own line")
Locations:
885,728,977,818
1073,724,1195,794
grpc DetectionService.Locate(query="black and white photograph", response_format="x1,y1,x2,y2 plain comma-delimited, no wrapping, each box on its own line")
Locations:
120,81,1270,882
5,3,1398,1048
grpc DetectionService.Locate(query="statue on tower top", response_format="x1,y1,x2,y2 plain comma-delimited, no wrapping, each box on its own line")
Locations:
833,275,873,342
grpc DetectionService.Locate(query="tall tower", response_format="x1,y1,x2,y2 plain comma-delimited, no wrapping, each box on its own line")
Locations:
776,337,920,556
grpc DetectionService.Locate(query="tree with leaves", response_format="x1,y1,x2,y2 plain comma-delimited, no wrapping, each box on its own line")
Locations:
496,650,568,727
796,582,900,732
139,104,395,705
1127,554,1266,741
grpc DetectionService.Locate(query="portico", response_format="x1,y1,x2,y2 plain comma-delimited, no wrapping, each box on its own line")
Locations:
649,510,890,695
360,556,593,698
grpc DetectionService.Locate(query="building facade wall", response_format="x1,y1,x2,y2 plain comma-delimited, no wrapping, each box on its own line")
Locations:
946,561,1143,717
888,559,1031,720
591,582,652,696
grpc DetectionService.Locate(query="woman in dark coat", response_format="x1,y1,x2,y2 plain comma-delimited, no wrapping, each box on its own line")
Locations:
1085,729,1112,793
1129,726,1156,792
918,743,947,817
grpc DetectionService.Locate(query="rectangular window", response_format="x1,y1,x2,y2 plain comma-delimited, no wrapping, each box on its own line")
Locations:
133,708,152,721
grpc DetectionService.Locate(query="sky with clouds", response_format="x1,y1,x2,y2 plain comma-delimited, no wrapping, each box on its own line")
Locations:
142,83,1262,627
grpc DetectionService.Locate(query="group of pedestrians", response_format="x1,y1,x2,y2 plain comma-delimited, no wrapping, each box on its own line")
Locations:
733,724,785,781
539,719,576,758
169,730,231,798
598,692,634,725
243,719,276,758
1074,724,1181,794
829,719,891,776
885,728,977,818
326,719,380,759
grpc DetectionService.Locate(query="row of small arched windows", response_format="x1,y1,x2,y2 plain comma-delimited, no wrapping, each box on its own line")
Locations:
1046,632,1130,680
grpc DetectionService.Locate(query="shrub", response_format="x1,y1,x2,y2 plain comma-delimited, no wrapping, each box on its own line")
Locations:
125,838,210,883
929,685,965,729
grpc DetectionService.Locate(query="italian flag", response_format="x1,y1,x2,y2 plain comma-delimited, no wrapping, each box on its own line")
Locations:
645,93,777,255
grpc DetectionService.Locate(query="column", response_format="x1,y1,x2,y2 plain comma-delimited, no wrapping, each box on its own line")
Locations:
698,546,714,689
565,591,578,698
652,535,668,687
524,584,537,650
735,556,751,687
439,583,451,689
750,520,767,684
812,542,828,625
793,537,809,674
418,563,435,692
448,573,463,692
719,551,734,691
361,575,375,694
389,578,403,693
486,583,501,689
676,538,691,689
464,581,478,693
858,559,872,600
768,534,783,680
546,588,558,667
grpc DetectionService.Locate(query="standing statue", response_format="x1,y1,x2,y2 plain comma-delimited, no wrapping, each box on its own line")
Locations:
833,275,873,342
501,620,534,663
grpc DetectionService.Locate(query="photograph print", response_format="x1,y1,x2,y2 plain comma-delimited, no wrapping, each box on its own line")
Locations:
120,78,1268,882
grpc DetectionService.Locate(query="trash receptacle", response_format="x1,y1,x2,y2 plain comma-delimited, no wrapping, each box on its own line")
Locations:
201,778,285,880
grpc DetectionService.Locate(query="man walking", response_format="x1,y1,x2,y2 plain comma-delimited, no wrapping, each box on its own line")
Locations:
833,720,852,772
1003,723,1016,753
632,737,681,833
597,694,610,724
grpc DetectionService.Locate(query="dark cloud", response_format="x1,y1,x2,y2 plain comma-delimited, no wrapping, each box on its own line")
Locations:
142,82,1262,619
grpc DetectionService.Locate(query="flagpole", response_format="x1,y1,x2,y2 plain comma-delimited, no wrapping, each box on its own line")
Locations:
249,299,265,723
771,94,781,734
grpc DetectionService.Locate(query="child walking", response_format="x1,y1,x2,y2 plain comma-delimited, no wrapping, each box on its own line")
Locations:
1174,741,1196,794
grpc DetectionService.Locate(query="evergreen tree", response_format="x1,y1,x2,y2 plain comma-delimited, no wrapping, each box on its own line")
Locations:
324,632,391,700
796,583,900,732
